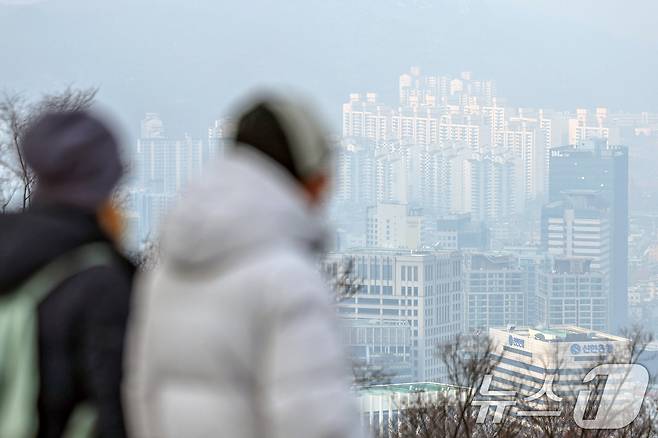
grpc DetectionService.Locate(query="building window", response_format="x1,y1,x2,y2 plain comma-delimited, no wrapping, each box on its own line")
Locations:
383,262,392,280
370,262,380,280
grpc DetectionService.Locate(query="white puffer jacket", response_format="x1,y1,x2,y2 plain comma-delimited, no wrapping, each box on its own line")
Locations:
124,147,363,438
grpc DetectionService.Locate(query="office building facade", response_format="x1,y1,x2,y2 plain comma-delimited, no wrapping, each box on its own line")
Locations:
548,140,627,330
464,253,525,333
325,249,463,381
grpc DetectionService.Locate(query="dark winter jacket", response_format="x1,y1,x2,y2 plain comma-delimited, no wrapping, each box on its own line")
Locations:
0,201,135,438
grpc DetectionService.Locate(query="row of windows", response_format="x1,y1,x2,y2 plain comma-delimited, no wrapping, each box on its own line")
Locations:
400,266,419,282
338,307,420,319
347,285,392,295
326,257,461,284
342,297,419,306
355,261,394,281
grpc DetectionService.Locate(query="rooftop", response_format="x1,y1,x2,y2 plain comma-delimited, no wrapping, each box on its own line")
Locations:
327,247,459,257
491,325,627,344
358,382,465,396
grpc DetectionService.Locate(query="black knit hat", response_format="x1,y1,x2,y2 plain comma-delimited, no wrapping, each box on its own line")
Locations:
21,110,123,211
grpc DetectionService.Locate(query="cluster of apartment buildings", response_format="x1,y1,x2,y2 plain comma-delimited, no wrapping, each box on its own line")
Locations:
337,68,648,225
121,113,231,246
331,68,636,383
119,68,653,389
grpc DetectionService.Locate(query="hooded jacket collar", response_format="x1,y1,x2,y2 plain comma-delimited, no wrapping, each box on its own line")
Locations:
159,146,328,274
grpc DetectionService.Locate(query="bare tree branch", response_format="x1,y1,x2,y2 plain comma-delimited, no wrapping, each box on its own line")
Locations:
379,329,658,438
0,86,98,211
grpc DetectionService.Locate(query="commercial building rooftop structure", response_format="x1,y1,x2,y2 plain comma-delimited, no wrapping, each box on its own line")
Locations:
488,325,658,400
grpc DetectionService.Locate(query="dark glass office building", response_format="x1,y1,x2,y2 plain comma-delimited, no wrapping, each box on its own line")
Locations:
548,139,628,331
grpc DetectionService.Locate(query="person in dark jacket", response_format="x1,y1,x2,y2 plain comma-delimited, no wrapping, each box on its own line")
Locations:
0,111,135,438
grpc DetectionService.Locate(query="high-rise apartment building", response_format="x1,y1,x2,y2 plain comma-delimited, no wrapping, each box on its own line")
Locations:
398,67,496,108
469,151,524,223
137,135,208,196
207,117,232,158
419,143,473,216
342,93,393,141
334,140,377,206
567,108,613,145
135,114,215,240
374,145,411,204
390,109,481,148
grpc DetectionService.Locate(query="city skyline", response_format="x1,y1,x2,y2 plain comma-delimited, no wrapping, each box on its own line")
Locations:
3,2,658,434
118,65,651,385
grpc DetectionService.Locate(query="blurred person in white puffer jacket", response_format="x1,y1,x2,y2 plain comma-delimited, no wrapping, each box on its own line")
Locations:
124,94,364,438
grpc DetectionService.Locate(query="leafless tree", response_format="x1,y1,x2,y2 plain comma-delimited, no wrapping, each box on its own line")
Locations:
0,86,97,210
382,334,517,438
516,328,658,438
329,257,364,303
378,329,658,438
324,256,398,387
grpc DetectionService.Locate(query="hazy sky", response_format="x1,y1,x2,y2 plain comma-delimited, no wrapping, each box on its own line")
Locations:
2,0,657,139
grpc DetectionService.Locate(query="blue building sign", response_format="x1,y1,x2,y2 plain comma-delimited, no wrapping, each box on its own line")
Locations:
508,335,525,349
570,343,614,355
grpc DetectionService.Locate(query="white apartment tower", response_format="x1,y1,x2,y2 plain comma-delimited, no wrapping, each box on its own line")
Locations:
468,151,524,223
568,107,610,145
342,93,392,142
